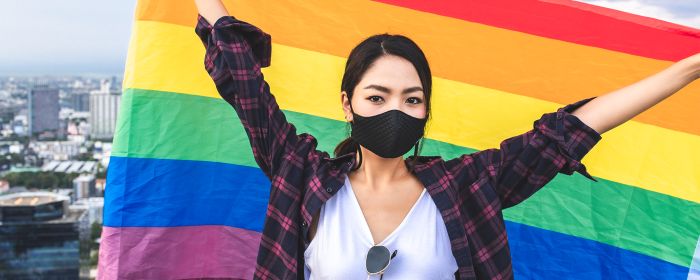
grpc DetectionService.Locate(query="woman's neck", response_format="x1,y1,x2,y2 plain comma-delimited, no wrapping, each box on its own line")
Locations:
351,146,411,191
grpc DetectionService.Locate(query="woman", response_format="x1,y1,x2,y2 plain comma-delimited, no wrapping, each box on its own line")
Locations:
194,0,700,279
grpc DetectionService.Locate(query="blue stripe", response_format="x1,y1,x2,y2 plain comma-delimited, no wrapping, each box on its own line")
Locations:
104,156,270,230
507,221,688,279
105,156,689,277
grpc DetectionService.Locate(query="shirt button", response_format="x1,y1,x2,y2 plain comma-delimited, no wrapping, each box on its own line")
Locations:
301,221,307,227
326,187,333,193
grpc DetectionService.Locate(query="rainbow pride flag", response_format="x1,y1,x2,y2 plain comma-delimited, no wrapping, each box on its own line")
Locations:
99,0,700,279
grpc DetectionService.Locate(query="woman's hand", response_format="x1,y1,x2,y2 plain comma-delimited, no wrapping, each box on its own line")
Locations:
194,0,230,26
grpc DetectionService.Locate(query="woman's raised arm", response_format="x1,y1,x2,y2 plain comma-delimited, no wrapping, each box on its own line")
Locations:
193,0,306,179
195,0,230,26
571,53,700,134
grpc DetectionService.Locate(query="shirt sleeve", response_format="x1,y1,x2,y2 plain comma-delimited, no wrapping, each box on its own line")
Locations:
194,14,300,179
445,97,602,209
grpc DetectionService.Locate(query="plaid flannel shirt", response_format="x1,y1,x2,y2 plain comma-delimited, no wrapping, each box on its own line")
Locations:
195,14,601,280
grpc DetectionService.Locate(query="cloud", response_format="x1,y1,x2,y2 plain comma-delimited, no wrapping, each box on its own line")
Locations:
576,0,700,28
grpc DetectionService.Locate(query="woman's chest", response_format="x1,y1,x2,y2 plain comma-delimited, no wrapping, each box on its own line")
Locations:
304,177,458,279
308,174,426,245
351,178,426,245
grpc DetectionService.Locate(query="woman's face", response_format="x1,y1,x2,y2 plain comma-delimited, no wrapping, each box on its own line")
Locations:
342,55,427,122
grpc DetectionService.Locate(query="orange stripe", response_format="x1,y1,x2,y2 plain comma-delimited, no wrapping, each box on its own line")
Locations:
135,0,700,136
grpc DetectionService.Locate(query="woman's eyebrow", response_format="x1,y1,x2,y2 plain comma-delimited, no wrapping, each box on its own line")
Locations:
364,84,423,94
402,86,424,94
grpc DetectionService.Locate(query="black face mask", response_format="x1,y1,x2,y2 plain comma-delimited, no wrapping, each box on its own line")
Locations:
350,109,427,158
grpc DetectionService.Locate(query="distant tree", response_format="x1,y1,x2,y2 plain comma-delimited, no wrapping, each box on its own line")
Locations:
37,173,58,189
74,153,93,161
0,153,25,166
96,163,107,179
1,134,29,144
89,222,103,266
1,171,78,189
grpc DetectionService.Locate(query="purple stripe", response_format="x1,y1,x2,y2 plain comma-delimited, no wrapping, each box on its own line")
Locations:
97,226,260,279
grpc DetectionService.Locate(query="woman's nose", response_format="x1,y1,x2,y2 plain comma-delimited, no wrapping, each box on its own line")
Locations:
388,98,404,111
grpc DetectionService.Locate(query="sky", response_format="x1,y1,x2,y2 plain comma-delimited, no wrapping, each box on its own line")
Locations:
0,0,697,76
0,0,136,75
576,0,700,28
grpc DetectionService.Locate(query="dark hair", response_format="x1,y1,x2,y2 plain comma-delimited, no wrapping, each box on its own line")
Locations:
333,33,433,172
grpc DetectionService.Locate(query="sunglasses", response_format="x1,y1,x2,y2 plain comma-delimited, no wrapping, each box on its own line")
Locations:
365,245,398,280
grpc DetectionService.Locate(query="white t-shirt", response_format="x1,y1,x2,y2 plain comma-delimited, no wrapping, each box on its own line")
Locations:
304,175,458,279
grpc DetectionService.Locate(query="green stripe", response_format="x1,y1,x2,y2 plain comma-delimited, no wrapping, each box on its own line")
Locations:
114,88,699,267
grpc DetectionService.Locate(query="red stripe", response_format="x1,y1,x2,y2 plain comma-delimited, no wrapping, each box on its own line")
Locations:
373,0,700,61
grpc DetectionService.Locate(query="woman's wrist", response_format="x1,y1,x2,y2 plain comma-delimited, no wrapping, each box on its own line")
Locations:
672,53,700,82
194,0,230,26
683,53,700,81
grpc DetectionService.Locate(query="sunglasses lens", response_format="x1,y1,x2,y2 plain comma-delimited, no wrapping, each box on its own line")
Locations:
366,246,391,274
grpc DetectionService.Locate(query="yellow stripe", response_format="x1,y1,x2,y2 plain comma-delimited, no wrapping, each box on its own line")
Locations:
124,20,700,203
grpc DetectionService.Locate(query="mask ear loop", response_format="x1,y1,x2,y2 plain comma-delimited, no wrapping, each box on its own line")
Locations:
408,138,421,173
348,101,362,171
413,138,421,158
354,141,363,171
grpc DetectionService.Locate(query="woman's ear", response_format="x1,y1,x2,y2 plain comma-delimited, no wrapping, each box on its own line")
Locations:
341,91,353,122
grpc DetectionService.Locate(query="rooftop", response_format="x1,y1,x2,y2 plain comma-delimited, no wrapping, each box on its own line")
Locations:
0,191,69,207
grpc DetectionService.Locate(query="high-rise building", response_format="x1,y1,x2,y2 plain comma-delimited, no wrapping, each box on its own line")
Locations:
28,85,60,138
73,174,97,199
110,76,121,90
71,92,90,112
0,192,86,279
70,197,104,225
89,79,121,140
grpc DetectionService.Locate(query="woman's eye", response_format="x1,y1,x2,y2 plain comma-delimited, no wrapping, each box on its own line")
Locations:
368,96,383,103
407,97,423,104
